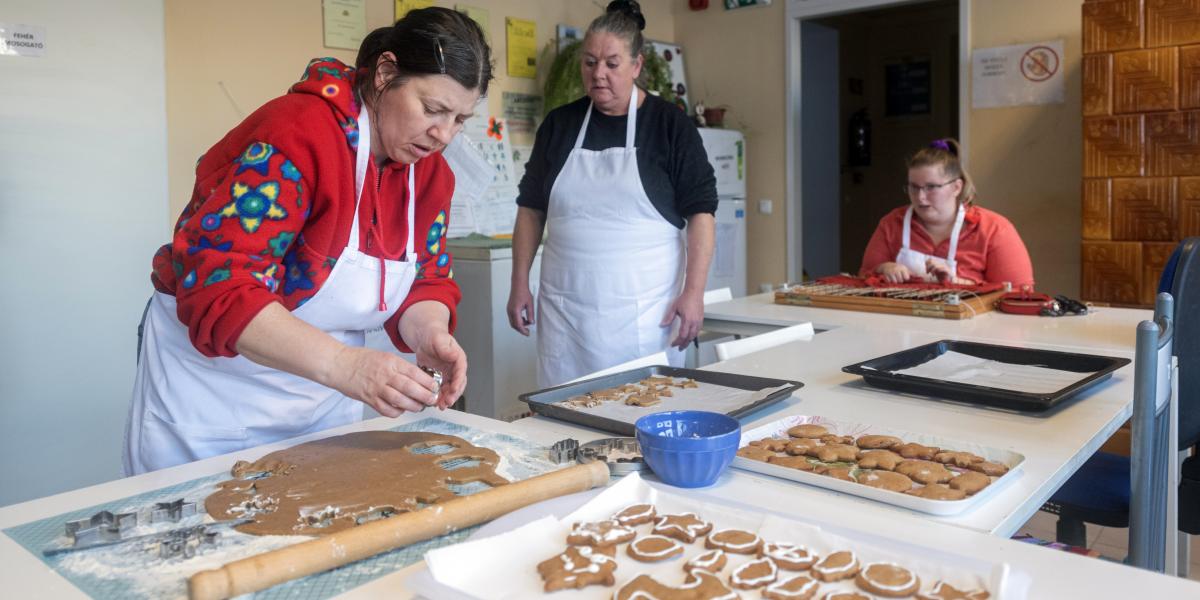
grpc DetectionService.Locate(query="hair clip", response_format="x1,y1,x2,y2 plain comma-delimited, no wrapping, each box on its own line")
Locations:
930,139,951,152
434,37,446,74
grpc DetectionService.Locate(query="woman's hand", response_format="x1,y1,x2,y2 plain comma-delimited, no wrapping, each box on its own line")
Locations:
925,260,976,286
661,290,704,350
876,262,912,284
507,283,536,336
328,347,441,417
414,329,468,410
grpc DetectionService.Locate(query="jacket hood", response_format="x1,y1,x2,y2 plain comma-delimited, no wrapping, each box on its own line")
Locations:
289,57,362,150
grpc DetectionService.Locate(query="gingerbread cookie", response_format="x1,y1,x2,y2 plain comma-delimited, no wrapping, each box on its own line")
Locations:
676,378,700,389
613,503,658,526
731,556,779,589
856,449,903,470
814,465,856,481
856,562,920,597
856,434,903,449
615,570,735,600
819,434,855,445
812,550,860,582
786,438,823,456
916,581,991,600
653,512,713,543
787,424,830,439
738,445,778,462
706,528,762,554
761,541,817,570
894,442,940,460
756,438,792,452
896,460,954,484
568,519,636,547
763,574,820,600
769,454,818,471
934,451,983,468
628,534,685,562
537,545,617,591
969,460,1010,476
948,471,991,495
625,393,662,408
906,484,967,500
858,469,914,492
683,548,727,574
809,443,860,463
822,593,870,600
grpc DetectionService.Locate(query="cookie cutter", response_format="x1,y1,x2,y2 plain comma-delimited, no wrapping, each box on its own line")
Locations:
155,525,220,560
549,438,580,463
577,437,645,476
148,499,197,524
420,366,444,400
64,510,138,547
44,518,249,558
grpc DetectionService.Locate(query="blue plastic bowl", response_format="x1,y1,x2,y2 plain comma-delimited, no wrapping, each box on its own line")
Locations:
634,410,742,488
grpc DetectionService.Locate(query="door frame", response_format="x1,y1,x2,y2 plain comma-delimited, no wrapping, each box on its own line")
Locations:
784,0,971,282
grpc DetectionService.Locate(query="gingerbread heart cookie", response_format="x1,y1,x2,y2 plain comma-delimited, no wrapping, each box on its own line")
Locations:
787,424,830,439
731,556,779,589
761,541,817,570
855,434,903,449
812,550,860,582
948,471,991,495
615,569,736,600
653,512,713,543
856,562,920,597
628,534,685,562
916,581,991,599
537,545,617,591
613,503,658,526
763,573,821,600
896,460,954,484
683,548,727,574
568,519,636,547
857,449,903,470
858,469,914,492
705,528,762,554
894,442,941,460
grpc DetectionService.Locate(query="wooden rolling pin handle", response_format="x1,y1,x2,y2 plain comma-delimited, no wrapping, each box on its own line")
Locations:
188,460,610,600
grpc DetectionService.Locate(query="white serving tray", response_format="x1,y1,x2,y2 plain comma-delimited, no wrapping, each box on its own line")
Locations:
732,415,1026,516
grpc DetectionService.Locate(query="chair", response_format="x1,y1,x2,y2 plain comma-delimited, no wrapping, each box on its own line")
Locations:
714,323,815,362
703,287,733,305
567,351,669,385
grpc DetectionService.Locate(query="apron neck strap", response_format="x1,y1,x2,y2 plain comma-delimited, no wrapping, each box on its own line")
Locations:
351,107,417,260
405,165,416,260
945,203,966,264
572,87,640,151
902,206,914,249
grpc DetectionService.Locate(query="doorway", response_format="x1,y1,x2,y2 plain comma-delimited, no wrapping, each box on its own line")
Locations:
793,0,963,280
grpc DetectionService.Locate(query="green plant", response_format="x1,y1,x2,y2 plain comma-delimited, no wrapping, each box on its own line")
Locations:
542,40,678,117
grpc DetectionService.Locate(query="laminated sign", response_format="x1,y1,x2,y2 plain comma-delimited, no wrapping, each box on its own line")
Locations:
972,40,1064,109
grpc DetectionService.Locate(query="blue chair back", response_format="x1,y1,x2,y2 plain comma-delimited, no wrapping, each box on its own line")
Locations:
1128,293,1175,572
1162,238,1198,449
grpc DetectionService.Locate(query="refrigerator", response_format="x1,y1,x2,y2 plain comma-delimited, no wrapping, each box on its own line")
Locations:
698,128,748,298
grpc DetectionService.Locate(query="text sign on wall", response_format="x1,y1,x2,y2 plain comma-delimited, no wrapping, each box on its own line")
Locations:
1,23,46,57
972,40,1064,109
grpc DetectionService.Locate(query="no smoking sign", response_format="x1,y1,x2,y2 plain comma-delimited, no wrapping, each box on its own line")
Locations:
1020,46,1059,82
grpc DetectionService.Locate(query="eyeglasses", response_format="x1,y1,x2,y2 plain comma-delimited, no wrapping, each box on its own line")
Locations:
903,178,959,196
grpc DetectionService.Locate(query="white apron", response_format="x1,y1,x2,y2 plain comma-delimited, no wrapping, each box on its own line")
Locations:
895,204,965,282
536,89,685,388
123,108,419,475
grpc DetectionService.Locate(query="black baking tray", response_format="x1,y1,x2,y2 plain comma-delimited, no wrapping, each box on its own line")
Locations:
841,340,1131,413
519,366,804,436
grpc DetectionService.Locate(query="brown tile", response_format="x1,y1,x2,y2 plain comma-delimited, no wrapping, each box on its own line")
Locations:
1182,45,1200,109
1113,48,1178,113
1178,176,1200,236
1084,115,1145,177
1084,178,1113,239
1147,0,1200,47
1147,111,1200,175
1082,241,1144,304
1085,53,1114,116
1144,242,1178,303
1084,0,1145,54
1112,177,1178,240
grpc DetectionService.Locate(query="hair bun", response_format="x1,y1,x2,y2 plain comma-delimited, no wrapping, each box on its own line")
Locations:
606,0,646,31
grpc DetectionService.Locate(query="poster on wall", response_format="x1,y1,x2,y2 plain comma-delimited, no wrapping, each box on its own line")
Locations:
456,5,490,39
502,92,543,147
884,57,931,117
0,23,46,57
647,41,689,113
557,24,580,52
322,0,366,51
506,17,537,79
972,40,1064,109
725,0,772,9
395,0,434,19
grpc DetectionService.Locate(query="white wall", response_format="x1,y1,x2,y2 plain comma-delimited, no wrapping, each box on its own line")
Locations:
0,0,168,506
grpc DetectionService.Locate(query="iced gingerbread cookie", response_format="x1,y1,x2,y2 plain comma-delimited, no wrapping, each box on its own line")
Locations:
763,574,820,600
739,445,778,461
815,465,856,481
537,545,617,591
949,471,991,495
857,449,903,470
856,562,920,597
906,483,967,500
812,550,860,582
705,528,762,554
819,434,855,445
615,569,736,600
653,512,713,543
628,534,685,562
756,438,792,452
786,438,823,456
568,520,636,547
916,581,991,599
823,592,871,600
896,460,954,484
730,556,779,589
683,548,728,574
856,434,903,449
613,503,658,526
769,455,818,471
894,442,940,460
934,451,983,468
969,460,1010,476
858,469,915,492
761,541,817,570
809,443,860,463
788,424,830,439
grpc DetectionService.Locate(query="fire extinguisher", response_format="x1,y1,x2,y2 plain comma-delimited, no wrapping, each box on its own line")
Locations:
848,108,871,167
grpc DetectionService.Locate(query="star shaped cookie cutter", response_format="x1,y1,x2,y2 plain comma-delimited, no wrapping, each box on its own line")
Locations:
64,510,138,547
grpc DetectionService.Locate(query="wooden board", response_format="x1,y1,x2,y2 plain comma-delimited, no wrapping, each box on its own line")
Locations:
773,288,1005,320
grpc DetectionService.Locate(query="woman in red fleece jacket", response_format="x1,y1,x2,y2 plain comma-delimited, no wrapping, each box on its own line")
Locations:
123,8,491,475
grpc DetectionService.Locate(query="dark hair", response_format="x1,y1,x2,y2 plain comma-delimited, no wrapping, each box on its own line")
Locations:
586,0,646,58
907,137,977,205
355,7,493,105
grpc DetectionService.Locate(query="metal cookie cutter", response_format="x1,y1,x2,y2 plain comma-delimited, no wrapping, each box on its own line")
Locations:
577,437,645,476
156,525,220,560
148,499,197,524
64,510,138,548
420,366,444,400
549,438,580,463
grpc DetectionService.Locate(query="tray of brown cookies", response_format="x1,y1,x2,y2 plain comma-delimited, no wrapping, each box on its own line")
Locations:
732,415,1025,516
520,366,802,436
407,473,1014,599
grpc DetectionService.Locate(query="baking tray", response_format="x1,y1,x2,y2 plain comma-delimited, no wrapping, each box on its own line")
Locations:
841,339,1131,413
519,366,803,436
733,415,1026,516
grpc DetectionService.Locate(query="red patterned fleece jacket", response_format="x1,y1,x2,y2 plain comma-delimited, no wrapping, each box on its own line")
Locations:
152,58,460,357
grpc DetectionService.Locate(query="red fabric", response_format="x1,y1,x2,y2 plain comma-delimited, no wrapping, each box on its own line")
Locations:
814,275,1005,294
151,58,460,357
858,205,1035,287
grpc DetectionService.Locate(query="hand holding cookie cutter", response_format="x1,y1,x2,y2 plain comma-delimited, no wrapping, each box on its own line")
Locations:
419,366,443,407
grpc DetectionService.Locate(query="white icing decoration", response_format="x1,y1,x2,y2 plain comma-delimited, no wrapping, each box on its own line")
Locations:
571,520,631,544
764,541,815,566
731,557,778,587
686,549,725,570
765,574,818,598
860,562,916,592
615,503,655,524
630,535,683,558
813,551,859,577
619,570,738,600
708,528,761,552
653,512,710,539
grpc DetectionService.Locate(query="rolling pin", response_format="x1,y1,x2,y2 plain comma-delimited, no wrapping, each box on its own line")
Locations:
188,459,609,600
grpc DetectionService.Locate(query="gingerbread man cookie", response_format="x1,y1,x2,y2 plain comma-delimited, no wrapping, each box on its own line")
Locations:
731,556,779,589
739,445,778,462
934,451,984,468
763,574,821,600
613,503,658,526
858,469,914,493
769,454,818,471
653,512,713,543
787,424,830,439
756,438,792,452
906,484,967,500
948,471,991,495
812,550,860,582
894,442,941,460
615,569,736,600
855,434,903,449
568,520,636,547
969,460,1010,476
809,443,860,463
537,545,617,591
896,460,954,484
683,548,728,574
706,528,762,554
916,581,991,600
856,449,903,471
628,534,685,562
786,438,823,456
761,541,817,570
856,562,920,597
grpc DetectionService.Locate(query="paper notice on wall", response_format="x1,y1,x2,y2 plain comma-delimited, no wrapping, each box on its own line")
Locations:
441,135,493,238
322,0,366,50
395,0,434,18
0,23,46,57
972,40,1064,109
464,114,516,187
455,5,490,39
442,114,519,237
506,17,537,78
502,92,542,147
